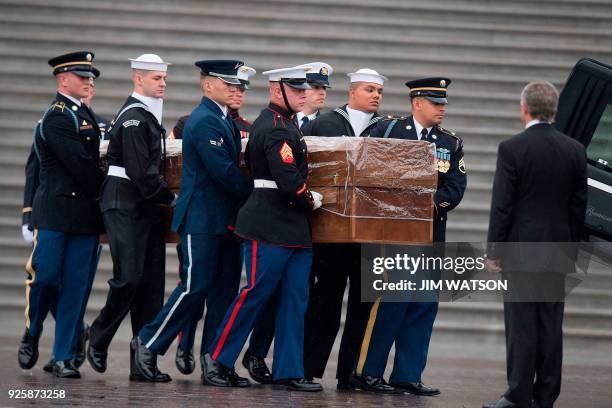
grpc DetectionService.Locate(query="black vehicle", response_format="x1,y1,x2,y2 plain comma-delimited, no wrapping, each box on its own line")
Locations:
555,57,612,241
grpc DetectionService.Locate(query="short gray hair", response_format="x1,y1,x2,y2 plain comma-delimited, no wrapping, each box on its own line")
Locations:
520,81,559,122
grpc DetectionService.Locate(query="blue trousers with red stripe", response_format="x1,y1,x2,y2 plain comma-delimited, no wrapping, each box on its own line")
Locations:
26,229,99,361
210,239,312,381
139,232,241,355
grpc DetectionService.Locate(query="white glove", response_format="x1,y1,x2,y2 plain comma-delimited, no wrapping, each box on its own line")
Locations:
22,224,34,244
311,191,323,210
170,193,178,208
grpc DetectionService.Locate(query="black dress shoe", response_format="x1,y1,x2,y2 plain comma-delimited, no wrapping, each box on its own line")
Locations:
128,339,171,383
390,380,440,396
241,350,272,384
53,360,80,378
87,344,107,373
350,374,398,394
175,346,195,375
274,378,323,392
73,323,89,368
130,337,157,381
130,371,173,383
482,397,524,408
43,358,55,373
18,328,40,369
202,354,250,387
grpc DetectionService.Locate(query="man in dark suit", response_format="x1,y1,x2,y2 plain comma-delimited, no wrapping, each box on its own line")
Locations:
483,81,587,408
87,54,177,382
18,51,104,378
132,59,252,384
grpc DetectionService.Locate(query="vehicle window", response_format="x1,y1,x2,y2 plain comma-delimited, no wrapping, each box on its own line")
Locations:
587,104,612,170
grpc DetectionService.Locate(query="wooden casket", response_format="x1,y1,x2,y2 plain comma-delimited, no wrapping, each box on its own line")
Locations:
101,137,436,244
305,137,436,244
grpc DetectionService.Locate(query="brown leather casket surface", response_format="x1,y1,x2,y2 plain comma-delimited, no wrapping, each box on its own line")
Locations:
101,137,436,244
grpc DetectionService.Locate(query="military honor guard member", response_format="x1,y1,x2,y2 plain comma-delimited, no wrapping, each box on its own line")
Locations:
483,81,587,408
300,68,385,390
82,74,110,140
294,62,333,129
132,60,252,383
87,54,177,382
230,65,256,139
173,65,257,376
18,51,104,378
206,66,324,391
20,67,108,374
352,77,467,394
240,61,334,385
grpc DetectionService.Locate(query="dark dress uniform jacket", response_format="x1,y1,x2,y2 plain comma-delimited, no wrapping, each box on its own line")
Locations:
172,97,252,235
100,96,175,211
302,104,382,137
32,93,104,234
370,116,467,242
24,108,109,227
235,103,311,247
487,123,587,272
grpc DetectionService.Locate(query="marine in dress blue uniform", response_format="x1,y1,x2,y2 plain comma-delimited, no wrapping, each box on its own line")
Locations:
241,62,334,385
207,66,324,392
353,77,467,395
18,51,104,378
132,60,252,383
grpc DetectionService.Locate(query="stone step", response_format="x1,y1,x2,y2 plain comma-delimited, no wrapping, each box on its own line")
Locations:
0,33,587,81
3,0,612,43
3,25,610,75
4,0,612,31
3,11,612,62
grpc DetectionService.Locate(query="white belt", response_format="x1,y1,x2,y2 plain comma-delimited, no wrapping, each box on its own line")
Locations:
254,179,278,189
108,165,130,180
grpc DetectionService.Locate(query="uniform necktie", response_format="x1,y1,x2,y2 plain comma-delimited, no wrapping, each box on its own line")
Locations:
421,127,428,140
301,115,310,129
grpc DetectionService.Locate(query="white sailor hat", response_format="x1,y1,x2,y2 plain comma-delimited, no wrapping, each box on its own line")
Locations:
262,66,311,90
237,65,256,89
347,68,387,85
294,62,333,88
129,54,171,72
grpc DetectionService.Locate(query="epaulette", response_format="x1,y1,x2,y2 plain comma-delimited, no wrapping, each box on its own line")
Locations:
436,125,459,138
383,115,407,121
52,101,66,112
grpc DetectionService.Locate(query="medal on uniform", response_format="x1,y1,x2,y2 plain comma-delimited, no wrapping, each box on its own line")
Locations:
436,148,450,173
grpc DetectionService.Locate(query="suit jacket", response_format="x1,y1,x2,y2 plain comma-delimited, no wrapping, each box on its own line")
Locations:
301,104,382,137
172,96,252,235
31,93,104,234
370,115,467,242
487,123,587,272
